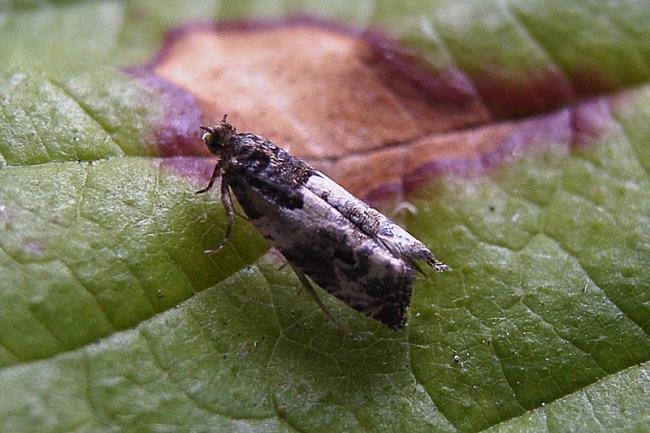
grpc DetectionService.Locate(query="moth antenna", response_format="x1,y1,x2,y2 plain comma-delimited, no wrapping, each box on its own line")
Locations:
220,114,236,133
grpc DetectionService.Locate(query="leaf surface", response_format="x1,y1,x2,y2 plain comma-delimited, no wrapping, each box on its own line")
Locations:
0,1,648,432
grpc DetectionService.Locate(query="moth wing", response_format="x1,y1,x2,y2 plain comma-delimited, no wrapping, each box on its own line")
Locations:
305,172,441,265
229,177,415,328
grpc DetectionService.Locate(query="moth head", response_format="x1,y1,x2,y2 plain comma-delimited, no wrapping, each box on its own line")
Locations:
200,114,236,155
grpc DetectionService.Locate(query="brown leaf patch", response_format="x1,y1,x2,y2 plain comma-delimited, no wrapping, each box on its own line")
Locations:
475,67,575,117
149,18,616,199
153,19,489,159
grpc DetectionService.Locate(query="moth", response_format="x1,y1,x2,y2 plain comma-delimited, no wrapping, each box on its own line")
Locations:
197,116,449,329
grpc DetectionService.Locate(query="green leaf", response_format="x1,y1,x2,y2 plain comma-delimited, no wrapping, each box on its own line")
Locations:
0,70,268,365
407,94,650,429
1,1,649,433
0,70,156,165
485,363,650,432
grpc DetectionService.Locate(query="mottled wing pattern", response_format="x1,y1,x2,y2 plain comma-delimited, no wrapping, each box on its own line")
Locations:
305,173,438,264
222,135,444,328
227,173,415,328
199,121,448,328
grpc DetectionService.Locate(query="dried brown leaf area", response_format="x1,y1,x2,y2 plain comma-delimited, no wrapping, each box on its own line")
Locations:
153,20,608,198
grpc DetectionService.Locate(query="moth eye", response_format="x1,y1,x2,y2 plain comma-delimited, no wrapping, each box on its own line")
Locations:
201,132,211,142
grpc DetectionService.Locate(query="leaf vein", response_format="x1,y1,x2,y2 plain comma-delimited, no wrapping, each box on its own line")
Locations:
406,326,459,432
49,79,126,157
139,328,277,423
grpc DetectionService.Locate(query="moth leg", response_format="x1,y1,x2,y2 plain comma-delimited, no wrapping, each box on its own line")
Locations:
410,259,427,276
235,210,249,221
195,159,224,194
276,258,289,272
205,181,236,255
289,264,351,335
